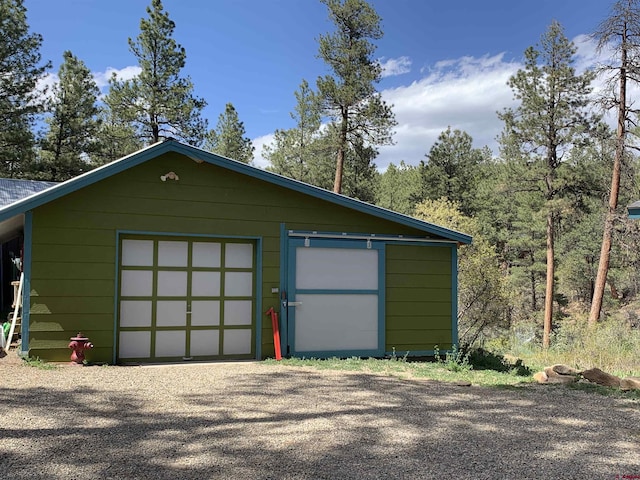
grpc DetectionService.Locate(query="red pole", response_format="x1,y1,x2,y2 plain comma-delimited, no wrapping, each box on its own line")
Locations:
266,307,282,360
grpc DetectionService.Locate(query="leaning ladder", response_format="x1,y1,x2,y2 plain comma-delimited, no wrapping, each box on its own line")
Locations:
2,272,23,353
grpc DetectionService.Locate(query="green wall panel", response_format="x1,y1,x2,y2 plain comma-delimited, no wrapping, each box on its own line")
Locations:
385,244,454,353
29,151,454,362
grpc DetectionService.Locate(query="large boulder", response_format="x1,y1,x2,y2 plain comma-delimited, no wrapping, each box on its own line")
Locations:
620,377,640,391
581,367,621,388
535,369,578,384
551,364,582,376
533,371,548,384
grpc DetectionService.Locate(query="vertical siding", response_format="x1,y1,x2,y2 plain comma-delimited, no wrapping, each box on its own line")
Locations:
385,244,454,353
28,151,438,362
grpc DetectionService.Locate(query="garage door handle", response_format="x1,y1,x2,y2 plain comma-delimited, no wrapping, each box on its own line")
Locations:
284,301,302,307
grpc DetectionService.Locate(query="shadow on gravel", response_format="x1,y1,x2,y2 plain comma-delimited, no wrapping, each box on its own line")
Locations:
1,366,638,480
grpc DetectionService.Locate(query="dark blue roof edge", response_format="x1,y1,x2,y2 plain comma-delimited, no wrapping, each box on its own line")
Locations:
0,140,472,244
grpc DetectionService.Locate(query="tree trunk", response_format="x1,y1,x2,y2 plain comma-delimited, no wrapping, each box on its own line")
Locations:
589,32,627,327
333,110,348,194
543,211,554,349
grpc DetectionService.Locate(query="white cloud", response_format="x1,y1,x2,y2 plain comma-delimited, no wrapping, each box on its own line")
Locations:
379,56,412,78
252,132,275,169
93,65,142,88
377,52,520,169
35,73,59,101
256,36,620,173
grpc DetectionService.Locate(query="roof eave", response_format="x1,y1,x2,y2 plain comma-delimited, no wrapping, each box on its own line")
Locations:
0,140,473,244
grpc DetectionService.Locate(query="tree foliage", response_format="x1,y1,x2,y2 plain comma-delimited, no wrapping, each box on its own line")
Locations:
498,20,596,347
204,103,254,164
37,51,100,181
105,0,207,145
316,0,396,194
417,127,490,216
0,0,49,177
264,80,322,182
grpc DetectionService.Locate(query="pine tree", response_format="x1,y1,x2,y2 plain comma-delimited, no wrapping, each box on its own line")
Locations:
265,80,322,182
0,0,50,177
37,51,100,181
589,0,640,325
106,0,207,145
316,0,396,194
498,21,597,347
375,161,421,215
204,103,254,164
92,106,143,166
417,127,491,216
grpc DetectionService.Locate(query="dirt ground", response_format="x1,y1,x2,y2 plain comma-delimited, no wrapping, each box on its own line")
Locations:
1,352,639,479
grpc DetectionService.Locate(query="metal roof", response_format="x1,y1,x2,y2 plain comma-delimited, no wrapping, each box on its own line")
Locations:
0,178,58,208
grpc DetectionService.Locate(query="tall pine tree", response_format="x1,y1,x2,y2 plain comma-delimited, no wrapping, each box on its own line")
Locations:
0,0,49,177
38,51,100,181
498,21,596,347
589,0,640,325
316,0,396,194
106,0,207,145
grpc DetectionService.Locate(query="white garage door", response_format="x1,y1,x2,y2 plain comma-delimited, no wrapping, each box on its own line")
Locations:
117,236,255,362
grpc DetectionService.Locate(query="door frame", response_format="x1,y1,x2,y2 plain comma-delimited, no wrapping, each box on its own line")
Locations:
112,230,262,364
284,233,386,358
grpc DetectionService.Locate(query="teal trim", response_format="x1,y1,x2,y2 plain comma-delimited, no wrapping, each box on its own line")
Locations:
378,244,386,356
21,211,32,356
112,236,121,364
279,223,288,355
0,140,472,244
255,237,263,360
451,245,459,347
287,236,385,358
295,289,378,295
628,207,640,219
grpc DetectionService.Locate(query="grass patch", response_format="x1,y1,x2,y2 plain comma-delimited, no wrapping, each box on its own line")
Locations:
22,356,58,370
507,317,640,378
265,351,535,388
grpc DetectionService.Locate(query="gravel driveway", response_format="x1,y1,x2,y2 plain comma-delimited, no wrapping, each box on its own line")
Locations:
1,353,638,480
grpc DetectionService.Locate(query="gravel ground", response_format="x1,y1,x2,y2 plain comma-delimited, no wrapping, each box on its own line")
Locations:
1,352,639,480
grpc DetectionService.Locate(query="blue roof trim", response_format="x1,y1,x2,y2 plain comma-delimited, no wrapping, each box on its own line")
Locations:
0,140,472,244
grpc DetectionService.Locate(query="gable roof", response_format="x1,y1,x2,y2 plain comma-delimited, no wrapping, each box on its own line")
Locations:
0,140,472,244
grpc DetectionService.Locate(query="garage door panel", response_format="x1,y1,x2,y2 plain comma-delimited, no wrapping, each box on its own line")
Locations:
155,331,186,357
191,301,220,326
120,301,152,327
156,301,187,326
157,271,187,296
119,331,151,358
191,330,219,356
224,300,252,325
224,329,252,355
294,294,378,351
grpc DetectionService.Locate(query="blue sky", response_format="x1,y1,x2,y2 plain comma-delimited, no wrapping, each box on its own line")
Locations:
25,0,613,169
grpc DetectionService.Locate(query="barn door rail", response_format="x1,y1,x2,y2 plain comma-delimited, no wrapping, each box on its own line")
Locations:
288,231,458,244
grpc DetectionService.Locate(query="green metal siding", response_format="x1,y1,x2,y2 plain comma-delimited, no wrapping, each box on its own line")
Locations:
28,151,442,362
385,244,454,353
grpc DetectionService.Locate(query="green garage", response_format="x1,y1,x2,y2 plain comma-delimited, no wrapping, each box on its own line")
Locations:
0,140,471,363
